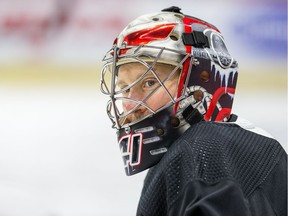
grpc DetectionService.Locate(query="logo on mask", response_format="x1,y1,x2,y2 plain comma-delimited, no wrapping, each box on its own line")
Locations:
118,133,143,170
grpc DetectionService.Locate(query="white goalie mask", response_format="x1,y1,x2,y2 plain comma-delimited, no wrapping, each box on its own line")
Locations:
100,6,238,175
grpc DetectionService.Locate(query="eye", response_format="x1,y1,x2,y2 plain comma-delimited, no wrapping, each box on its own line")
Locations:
144,80,156,88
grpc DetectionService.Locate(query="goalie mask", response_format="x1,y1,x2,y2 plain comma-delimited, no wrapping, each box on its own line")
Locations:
100,6,238,176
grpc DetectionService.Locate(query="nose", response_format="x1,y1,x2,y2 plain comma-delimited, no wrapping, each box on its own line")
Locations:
122,89,145,113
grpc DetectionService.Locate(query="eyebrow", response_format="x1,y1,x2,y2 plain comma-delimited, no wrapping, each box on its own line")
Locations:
116,71,148,87
116,65,165,88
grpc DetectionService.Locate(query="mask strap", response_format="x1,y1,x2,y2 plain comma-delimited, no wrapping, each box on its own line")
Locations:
182,104,204,126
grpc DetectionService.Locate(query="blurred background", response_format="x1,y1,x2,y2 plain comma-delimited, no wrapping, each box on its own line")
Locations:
0,0,286,215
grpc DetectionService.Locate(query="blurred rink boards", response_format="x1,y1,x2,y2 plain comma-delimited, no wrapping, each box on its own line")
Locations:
0,0,287,216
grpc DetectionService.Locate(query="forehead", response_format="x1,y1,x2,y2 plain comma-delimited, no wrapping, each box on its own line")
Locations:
118,62,173,76
118,62,147,74
117,63,146,85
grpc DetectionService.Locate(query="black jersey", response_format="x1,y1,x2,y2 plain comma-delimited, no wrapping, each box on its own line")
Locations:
136,117,287,216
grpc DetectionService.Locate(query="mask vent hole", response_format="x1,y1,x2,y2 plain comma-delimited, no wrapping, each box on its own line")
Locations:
170,34,179,41
174,14,184,19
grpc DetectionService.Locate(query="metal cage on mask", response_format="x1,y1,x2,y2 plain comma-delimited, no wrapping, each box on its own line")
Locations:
100,44,193,130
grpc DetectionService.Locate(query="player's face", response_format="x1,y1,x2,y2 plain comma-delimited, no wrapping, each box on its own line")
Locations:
117,62,179,125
